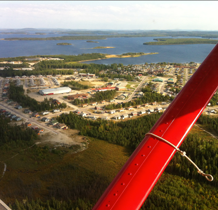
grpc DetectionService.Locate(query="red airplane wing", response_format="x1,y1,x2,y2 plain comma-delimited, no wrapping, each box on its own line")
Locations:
93,44,218,210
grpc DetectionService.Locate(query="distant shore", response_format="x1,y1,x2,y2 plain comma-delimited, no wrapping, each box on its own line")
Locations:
143,38,218,45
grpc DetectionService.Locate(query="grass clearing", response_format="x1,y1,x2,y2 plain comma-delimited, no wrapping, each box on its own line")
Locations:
0,135,129,203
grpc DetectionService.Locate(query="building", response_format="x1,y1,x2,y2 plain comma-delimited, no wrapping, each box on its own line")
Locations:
41,117,49,122
79,73,95,77
15,105,22,109
152,78,163,82
167,78,175,84
67,93,88,100
38,87,71,95
109,110,115,114
32,112,40,117
94,87,116,92
56,123,68,129
116,87,126,91
121,114,128,119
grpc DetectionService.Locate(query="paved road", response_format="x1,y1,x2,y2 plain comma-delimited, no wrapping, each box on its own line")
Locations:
185,68,188,85
0,103,58,135
127,76,147,102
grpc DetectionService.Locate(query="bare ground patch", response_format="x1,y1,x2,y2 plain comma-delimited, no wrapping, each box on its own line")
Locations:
39,129,86,147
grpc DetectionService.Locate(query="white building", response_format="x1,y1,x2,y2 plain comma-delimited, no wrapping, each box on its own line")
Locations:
38,87,71,95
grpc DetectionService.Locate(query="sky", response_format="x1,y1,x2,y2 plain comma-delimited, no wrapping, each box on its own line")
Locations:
1,1,218,31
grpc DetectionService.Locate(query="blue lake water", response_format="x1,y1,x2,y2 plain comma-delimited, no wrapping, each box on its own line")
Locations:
0,35,216,64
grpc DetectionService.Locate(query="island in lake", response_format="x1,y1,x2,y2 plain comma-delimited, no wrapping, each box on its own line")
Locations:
143,38,218,45
86,40,99,43
56,43,72,45
93,46,115,49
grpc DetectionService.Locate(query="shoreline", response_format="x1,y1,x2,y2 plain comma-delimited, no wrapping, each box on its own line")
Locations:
78,52,158,63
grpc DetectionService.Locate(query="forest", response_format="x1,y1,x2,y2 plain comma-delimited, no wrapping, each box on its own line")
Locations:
4,113,218,210
57,112,162,150
209,93,218,106
9,83,67,112
0,116,38,147
61,81,89,90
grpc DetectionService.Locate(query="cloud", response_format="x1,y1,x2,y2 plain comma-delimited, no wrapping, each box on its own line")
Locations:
1,1,218,30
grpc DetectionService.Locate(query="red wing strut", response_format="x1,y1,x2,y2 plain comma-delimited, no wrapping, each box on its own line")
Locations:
93,44,218,210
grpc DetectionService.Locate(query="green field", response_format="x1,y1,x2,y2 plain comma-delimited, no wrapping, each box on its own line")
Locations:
143,38,218,45
0,136,129,204
4,124,218,209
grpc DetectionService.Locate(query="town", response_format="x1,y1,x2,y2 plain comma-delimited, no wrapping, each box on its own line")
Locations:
2,57,217,144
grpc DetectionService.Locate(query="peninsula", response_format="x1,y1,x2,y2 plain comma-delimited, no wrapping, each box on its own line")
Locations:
143,38,218,45
86,40,99,43
78,52,158,62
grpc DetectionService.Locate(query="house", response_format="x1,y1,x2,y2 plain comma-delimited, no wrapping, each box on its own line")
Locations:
67,94,88,100
0,109,6,113
121,114,128,119
41,117,49,122
154,107,162,112
80,112,87,117
116,87,126,91
74,110,81,114
131,112,137,116
53,109,60,113
50,119,59,125
147,109,154,113
36,128,44,133
109,110,115,114
86,115,96,120
56,123,68,129
32,112,39,117
25,122,32,127
111,116,119,120
118,108,124,112
24,109,32,114
10,115,17,119
31,126,39,130
52,99,61,105
14,117,21,121
15,105,22,109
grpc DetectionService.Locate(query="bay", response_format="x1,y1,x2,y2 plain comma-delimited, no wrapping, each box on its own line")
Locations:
0,35,216,64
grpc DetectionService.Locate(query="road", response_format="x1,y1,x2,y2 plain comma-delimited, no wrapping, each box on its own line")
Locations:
127,76,147,102
195,124,218,140
184,68,188,85
0,102,58,135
